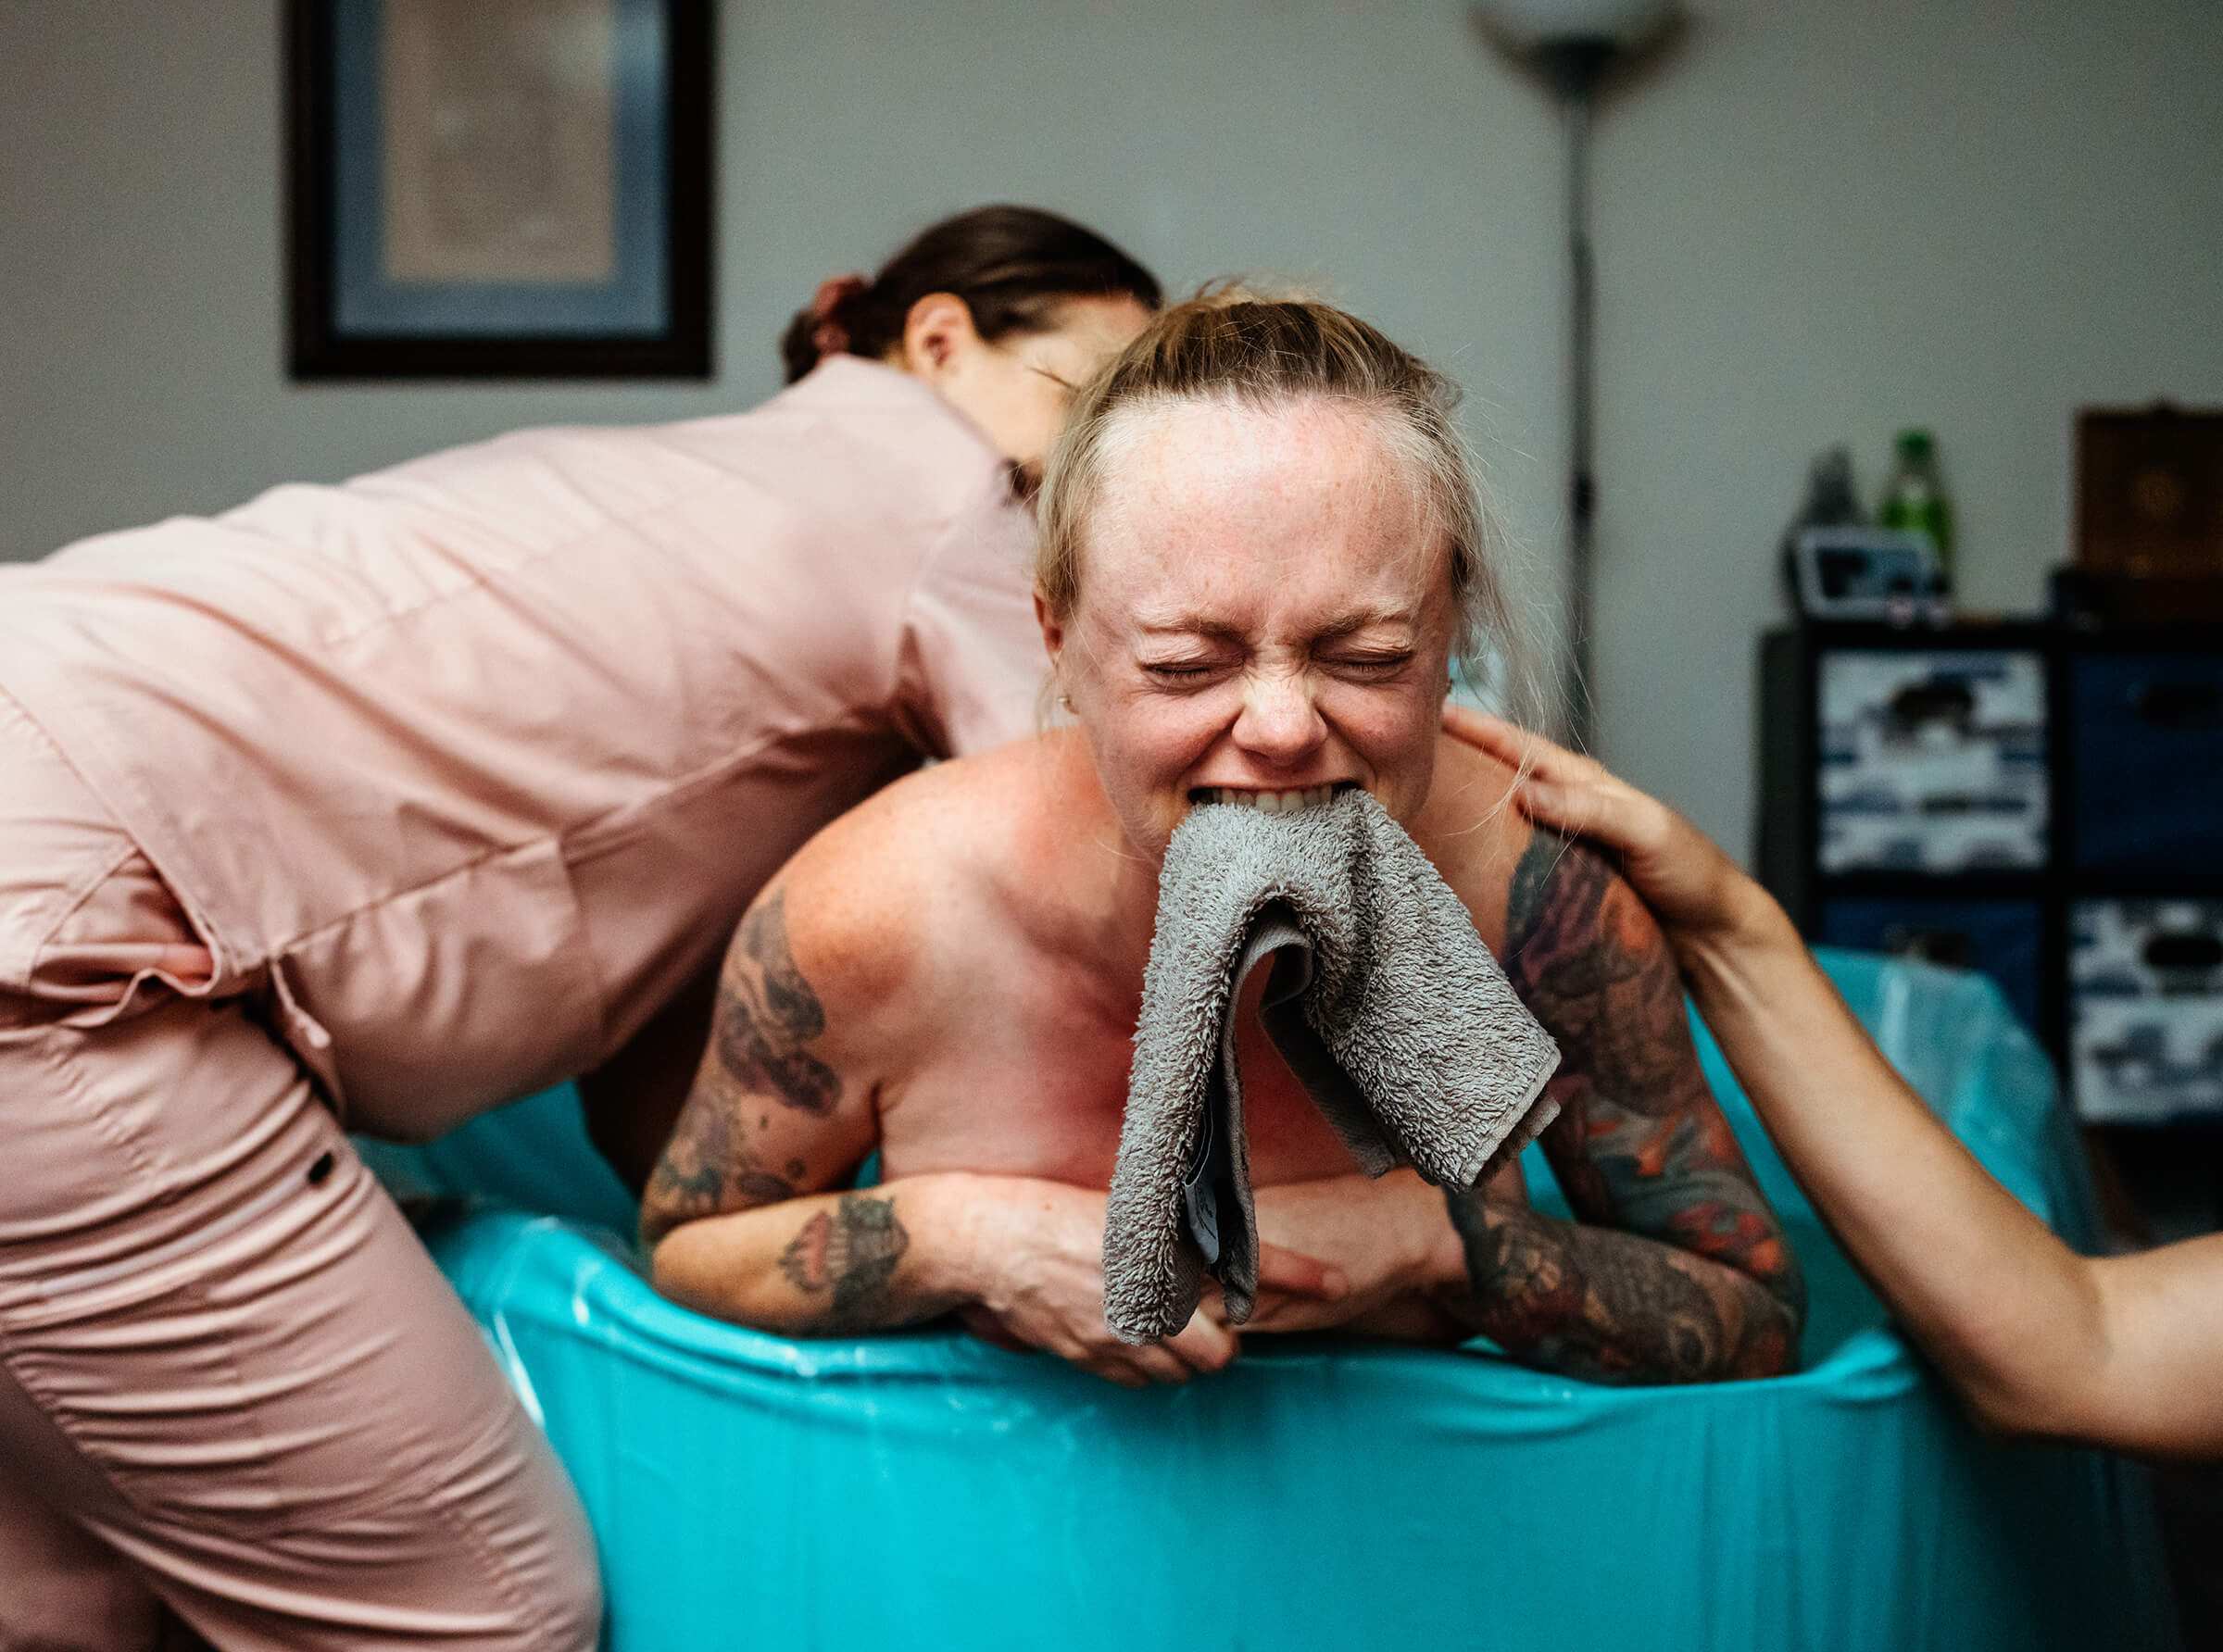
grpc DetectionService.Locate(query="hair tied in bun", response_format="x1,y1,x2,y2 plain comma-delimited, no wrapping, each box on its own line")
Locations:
810,273,869,359
775,208,1159,384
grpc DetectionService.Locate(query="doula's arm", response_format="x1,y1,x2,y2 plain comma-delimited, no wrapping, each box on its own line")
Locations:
1444,705,2223,1458
1675,888,2223,1456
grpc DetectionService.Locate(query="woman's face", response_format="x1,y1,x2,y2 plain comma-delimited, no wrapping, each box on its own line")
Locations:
1042,394,1459,860
897,293,1154,488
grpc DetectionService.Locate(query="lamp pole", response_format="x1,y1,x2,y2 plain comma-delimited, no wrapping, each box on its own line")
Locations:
1474,4,1678,753
1537,39,1614,753
1563,68,1601,751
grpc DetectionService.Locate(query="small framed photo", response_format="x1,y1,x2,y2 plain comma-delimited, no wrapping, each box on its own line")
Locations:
286,0,712,379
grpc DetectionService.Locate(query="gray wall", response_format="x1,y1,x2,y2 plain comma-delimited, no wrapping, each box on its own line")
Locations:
5,0,2220,862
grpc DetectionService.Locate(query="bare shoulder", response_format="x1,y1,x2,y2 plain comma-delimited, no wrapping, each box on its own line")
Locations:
761,736,1051,1026
1408,729,1539,957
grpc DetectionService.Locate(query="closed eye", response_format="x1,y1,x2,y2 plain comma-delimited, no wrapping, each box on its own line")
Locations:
1139,657,1235,688
1321,651,1414,679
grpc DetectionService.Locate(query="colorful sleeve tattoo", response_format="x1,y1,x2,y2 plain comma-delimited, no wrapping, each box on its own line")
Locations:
1438,832,1808,1383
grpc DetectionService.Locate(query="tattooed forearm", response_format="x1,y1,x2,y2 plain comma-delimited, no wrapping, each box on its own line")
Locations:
776,1193,914,1333
718,892,841,1116
1441,1189,1795,1384
1499,832,1807,1358
651,1183,961,1339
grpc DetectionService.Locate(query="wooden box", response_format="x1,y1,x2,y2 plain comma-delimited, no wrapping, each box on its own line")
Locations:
2077,406,2223,577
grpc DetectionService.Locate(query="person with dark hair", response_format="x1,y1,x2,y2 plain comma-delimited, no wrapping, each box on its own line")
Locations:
778,204,1161,491
782,204,1161,382
0,204,1154,1648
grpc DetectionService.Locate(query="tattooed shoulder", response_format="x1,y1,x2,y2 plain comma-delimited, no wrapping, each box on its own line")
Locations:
719,891,842,1117
1505,825,1569,947
1503,831,1702,1113
637,889,849,1247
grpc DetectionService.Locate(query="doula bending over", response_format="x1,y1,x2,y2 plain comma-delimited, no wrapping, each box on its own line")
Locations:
0,206,1158,1648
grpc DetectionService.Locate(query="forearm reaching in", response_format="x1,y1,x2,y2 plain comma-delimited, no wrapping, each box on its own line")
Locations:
1447,703,2223,1456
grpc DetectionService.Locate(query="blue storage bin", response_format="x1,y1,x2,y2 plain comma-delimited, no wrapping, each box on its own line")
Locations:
1819,895,2042,1032
1815,648,2050,874
2071,896,2223,1122
358,951,2163,1652
2073,652,2223,871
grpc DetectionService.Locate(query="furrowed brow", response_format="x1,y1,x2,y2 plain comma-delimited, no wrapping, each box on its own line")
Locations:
1135,616,1247,642
1131,606,1420,643
1313,606,1421,640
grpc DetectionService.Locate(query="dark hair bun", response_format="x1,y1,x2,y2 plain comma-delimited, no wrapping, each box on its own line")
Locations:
779,206,1161,383
778,306,824,384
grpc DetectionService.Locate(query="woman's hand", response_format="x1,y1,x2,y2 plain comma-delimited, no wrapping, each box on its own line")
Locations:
1240,1169,1491,1338
1440,705,1774,951
957,1176,1342,1389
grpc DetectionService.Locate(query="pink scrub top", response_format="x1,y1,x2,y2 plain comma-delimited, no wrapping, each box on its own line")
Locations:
0,357,1046,1138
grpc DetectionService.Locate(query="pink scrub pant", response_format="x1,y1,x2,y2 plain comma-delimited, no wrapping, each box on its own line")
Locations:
0,689,600,1651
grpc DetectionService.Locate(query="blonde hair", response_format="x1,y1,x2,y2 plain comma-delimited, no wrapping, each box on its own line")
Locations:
1035,288,1542,725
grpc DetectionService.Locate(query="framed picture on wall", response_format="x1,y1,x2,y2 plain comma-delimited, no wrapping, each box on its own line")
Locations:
286,0,712,379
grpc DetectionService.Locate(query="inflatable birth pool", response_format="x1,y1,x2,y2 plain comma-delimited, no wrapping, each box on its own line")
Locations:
361,949,2175,1652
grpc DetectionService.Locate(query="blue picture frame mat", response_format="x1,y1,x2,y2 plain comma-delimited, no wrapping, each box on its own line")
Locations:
329,0,669,338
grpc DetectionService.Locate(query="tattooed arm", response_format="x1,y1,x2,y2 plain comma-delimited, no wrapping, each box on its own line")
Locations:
1428,829,1807,1383
639,887,970,1334
641,871,1250,1384
655,1180,972,1338
1438,708,2223,1453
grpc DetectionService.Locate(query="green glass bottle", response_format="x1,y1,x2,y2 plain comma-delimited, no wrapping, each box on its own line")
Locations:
1878,427,1954,583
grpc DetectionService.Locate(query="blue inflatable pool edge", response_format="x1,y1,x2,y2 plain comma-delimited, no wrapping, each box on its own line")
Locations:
358,948,2175,1652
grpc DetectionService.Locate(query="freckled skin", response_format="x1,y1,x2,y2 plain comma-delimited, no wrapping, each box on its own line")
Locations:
1040,399,1456,860
644,394,1804,1384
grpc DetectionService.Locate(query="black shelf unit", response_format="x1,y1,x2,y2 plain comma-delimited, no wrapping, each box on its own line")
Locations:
1758,621,2223,1130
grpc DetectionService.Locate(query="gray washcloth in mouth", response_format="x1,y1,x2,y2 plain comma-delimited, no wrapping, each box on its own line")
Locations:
1102,787,1563,1343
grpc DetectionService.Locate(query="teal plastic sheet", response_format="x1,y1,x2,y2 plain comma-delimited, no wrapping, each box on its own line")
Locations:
361,951,2171,1651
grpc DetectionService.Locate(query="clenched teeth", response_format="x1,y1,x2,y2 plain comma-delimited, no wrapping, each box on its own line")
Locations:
1196,785,1338,814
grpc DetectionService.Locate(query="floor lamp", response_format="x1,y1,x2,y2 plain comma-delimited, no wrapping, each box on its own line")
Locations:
1473,0,1680,753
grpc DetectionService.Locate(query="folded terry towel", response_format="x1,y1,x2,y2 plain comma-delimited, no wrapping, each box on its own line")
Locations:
1102,788,1563,1343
